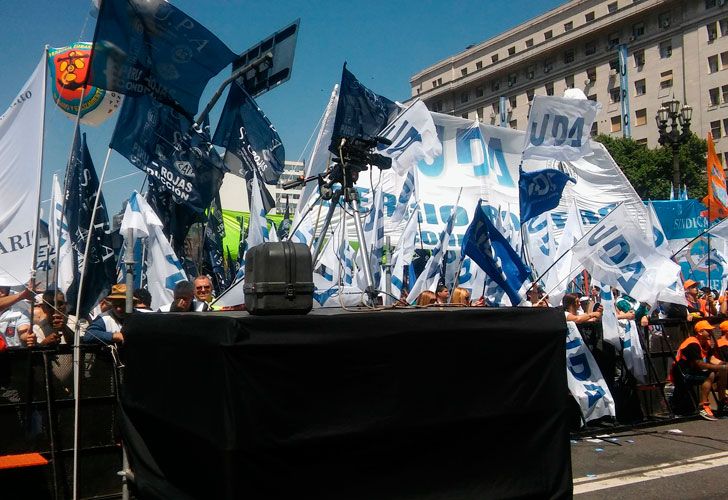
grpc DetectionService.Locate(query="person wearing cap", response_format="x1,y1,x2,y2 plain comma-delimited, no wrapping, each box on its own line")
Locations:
685,280,715,318
83,284,131,345
666,280,713,320
716,321,728,364
672,320,728,420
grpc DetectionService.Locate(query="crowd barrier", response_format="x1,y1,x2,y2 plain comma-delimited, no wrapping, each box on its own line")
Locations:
0,345,123,499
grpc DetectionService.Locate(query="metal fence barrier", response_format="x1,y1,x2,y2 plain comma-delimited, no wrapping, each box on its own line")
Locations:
0,344,123,499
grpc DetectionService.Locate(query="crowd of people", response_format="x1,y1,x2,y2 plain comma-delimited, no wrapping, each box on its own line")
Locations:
0,275,218,350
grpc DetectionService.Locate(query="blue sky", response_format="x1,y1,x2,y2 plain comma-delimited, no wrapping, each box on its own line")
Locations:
0,0,563,216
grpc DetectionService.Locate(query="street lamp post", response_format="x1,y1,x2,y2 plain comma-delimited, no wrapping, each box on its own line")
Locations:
656,98,693,189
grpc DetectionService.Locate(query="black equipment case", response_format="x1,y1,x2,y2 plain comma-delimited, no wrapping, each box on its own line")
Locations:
243,242,314,315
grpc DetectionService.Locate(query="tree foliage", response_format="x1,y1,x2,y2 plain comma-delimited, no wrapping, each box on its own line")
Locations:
594,133,707,201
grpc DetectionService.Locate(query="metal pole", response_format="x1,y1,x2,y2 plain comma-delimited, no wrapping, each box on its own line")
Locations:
194,53,273,128
54,90,87,294
672,143,681,193
350,195,376,302
120,228,135,500
384,236,392,306
72,146,112,500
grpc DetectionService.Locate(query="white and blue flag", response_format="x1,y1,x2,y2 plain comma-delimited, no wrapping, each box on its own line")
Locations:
386,203,420,298
406,194,461,304
461,200,531,306
120,191,187,310
377,99,441,176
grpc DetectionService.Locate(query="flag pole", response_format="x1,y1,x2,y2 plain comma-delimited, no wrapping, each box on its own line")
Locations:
531,202,623,286
30,46,49,301
53,93,87,294
72,146,112,500
670,217,728,258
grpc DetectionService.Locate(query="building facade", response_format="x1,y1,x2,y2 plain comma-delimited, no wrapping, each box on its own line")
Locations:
410,0,728,165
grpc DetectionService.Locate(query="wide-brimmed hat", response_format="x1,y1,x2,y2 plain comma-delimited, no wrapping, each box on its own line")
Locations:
106,284,129,301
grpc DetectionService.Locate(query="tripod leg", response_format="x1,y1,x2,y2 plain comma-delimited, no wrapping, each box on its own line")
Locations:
312,197,340,265
349,197,377,303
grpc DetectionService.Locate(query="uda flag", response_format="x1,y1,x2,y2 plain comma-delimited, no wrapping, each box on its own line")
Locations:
572,204,681,305
329,64,398,153
64,131,116,317
523,95,600,161
461,200,531,306
89,0,235,117
377,99,441,176
702,132,728,221
518,167,575,225
565,320,616,422
111,95,226,214
213,81,285,185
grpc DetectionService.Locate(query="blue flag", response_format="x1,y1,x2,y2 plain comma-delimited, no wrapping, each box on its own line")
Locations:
518,167,575,225
111,94,226,214
64,130,116,317
213,81,285,185
462,200,531,306
89,0,235,117
329,64,399,153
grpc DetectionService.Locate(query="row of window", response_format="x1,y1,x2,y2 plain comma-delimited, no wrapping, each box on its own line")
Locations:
441,5,679,90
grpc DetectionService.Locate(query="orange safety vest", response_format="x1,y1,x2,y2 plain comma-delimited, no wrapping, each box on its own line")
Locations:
670,336,709,382
675,336,708,364
718,337,728,349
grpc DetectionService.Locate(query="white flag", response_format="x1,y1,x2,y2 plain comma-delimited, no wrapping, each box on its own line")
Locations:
406,196,460,304
620,319,648,384
317,219,354,287
51,174,75,293
386,203,420,298
268,222,279,243
297,85,339,215
546,200,583,305
566,319,616,422
378,99,442,176
524,211,556,280
599,286,620,349
523,95,600,161
247,169,269,251
120,192,186,310
572,204,681,305
0,55,46,286
645,202,686,306
357,188,385,290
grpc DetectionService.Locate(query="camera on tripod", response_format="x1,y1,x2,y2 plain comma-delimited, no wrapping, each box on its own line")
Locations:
333,136,393,173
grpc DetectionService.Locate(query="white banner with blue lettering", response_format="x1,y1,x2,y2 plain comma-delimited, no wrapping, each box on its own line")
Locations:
565,319,616,422
0,56,45,286
297,113,646,258
572,204,681,305
523,95,600,161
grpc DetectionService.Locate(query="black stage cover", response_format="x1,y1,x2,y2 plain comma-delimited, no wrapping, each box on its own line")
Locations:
120,307,572,499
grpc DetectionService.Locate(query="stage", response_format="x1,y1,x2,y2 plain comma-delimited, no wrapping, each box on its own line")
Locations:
121,306,573,499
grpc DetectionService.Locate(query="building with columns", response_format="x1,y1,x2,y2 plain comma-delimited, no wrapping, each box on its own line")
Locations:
410,0,728,166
